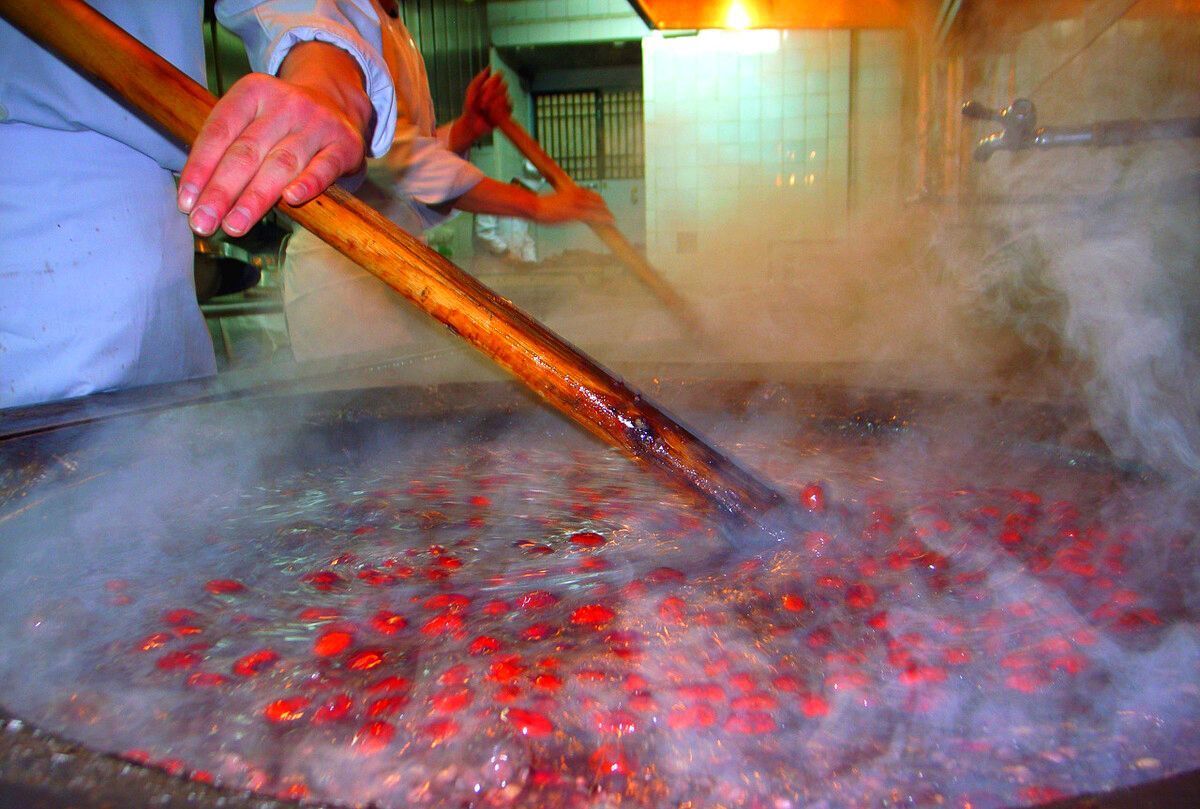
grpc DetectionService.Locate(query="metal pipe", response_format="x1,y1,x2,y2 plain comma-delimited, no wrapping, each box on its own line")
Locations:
965,97,1200,161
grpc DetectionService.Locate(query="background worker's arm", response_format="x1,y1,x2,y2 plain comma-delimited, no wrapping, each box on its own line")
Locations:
451,178,613,226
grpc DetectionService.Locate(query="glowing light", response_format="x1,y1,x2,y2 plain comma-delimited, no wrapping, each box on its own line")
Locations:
724,1,751,30
809,150,817,160
788,174,796,186
697,28,779,55
804,173,816,186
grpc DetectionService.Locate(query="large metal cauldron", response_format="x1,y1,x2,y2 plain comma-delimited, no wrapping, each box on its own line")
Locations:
1,364,1198,809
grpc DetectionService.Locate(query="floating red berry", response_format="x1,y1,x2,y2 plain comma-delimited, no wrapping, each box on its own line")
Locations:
156,651,201,671
366,676,410,694
138,632,173,651
505,708,554,737
232,649,279,677
369,610,407,635
346,649,386,671
204,579,245,595
366,696,408,718
571,604,616,626
469,635,501,655
163,608,200,626
781,594,807,612
800,483,826,513
263,697,309,723
569,531,606,547
313,630,353,658
185,672,227,688
352,721,395,753
312,694,353,724
429,687,472,713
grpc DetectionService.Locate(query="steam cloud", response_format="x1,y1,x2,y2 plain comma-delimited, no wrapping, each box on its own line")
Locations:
0,6,1198,809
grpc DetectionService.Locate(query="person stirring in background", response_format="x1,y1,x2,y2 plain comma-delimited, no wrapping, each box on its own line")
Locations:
0,0,398,409
474,173,544,266
282,0,612,361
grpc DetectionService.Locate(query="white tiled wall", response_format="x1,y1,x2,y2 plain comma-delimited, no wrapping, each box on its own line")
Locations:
643,30,853,275
474,10,913,361
851,30,906,218
641,29,908,287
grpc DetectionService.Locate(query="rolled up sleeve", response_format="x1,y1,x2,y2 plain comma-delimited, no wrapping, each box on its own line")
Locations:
215,0,397,157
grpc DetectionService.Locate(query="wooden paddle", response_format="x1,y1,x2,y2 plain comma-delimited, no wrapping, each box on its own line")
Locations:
0,0,799,547
494,115,706,336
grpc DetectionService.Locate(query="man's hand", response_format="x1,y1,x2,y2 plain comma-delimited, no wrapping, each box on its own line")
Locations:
177,41,373,238
448,68,512,153
533,185,614,226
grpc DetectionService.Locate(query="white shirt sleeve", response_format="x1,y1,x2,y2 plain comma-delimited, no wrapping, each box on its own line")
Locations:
402,135,486,207
215,0,397,158
364,130,485,231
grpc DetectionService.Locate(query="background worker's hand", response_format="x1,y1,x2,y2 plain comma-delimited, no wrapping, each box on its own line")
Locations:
176,41,373,238
448,68,512,152
533,185,614,226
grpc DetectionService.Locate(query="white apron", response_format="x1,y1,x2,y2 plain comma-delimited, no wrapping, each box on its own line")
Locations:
282,10,482,362
0,124,215,408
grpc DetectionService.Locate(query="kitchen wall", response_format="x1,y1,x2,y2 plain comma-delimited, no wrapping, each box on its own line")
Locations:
940,5,1200,469
633,27,926,368
642,28,909,272
488,0,648,48
944,6,1200,386
478,9,911,270
644,30,851,265
477,1,650,263
471,4,917,365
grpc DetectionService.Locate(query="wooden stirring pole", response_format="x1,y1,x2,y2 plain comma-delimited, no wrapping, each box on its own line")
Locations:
0,0,796,546
495,116,706,336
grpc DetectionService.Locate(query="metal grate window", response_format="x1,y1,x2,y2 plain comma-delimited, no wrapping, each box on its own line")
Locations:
534,89,644,181
601,90,644,180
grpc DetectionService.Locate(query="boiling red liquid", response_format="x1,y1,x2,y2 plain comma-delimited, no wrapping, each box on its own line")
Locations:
19,414,1198,809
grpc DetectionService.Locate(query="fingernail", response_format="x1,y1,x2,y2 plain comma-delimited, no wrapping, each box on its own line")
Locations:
177,183,199,212
189,205,218,235
283,183,306,205
222,207,250,236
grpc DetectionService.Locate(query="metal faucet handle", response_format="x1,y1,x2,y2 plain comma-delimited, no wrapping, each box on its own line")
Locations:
962,100,1000,121
963,98,1040,161
963,99,1037,130
999,98,1037,133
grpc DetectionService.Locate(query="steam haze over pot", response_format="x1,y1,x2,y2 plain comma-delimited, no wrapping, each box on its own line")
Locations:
0,3,1199,807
